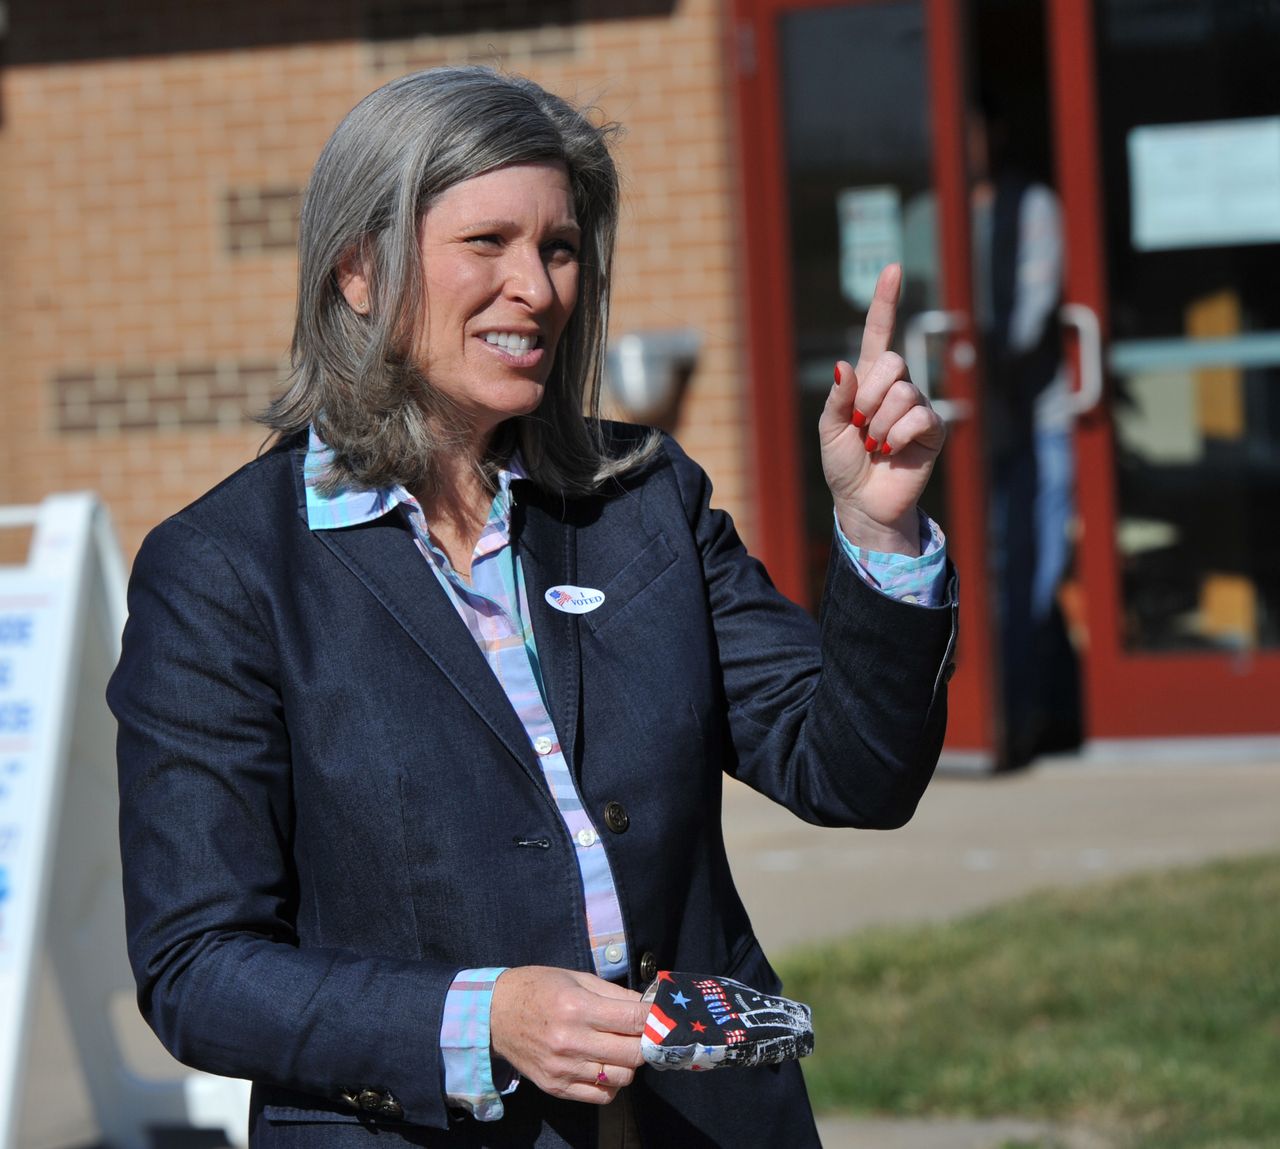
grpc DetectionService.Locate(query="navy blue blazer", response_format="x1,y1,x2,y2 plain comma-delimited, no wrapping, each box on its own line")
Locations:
109,426,956,1148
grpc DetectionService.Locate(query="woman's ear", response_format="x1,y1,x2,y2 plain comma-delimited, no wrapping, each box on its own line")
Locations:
336,249,372,315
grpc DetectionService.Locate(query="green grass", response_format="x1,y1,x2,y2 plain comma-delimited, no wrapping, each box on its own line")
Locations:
776,853,1280,1149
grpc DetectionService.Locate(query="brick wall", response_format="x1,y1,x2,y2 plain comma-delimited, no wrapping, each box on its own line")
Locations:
0,0,756,563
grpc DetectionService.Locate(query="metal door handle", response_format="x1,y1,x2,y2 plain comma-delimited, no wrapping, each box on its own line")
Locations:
1059,302,1104,417
903,310,973,422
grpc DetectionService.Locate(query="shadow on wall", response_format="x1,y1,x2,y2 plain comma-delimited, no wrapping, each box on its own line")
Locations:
2,0,680,66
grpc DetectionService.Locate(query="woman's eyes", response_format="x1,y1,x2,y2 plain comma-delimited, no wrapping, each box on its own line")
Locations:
463,234,579,259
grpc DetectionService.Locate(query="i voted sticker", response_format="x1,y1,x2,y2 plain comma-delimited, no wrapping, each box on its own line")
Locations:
545,585,606,615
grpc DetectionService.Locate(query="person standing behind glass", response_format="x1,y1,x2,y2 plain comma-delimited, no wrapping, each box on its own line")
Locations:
969,93,1080,768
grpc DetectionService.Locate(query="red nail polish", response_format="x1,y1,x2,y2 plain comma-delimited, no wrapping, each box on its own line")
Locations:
834,363,841,385
865,436,878,453
881,441,892,456
851,409,867,428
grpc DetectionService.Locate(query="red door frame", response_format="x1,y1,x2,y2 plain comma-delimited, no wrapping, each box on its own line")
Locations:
730,0,998,758
1047,0,1280,738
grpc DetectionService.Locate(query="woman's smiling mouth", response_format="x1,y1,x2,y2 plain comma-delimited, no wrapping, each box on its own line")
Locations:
479,329,546,368
482,330,540,353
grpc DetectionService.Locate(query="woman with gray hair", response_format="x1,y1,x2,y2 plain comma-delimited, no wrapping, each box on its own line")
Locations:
111,66,955,1148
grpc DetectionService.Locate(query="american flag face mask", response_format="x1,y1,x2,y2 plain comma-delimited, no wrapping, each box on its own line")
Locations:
639,971,815,1072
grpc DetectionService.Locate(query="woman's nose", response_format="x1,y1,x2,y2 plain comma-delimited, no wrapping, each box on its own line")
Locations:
502,246,556,310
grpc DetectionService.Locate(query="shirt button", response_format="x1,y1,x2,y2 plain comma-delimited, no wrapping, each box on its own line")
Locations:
604,944,624,964
902,593,919,604
576,827,598,847
533,736,553,755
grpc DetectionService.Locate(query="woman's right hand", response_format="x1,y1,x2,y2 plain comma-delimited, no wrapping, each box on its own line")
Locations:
490,966,648,1104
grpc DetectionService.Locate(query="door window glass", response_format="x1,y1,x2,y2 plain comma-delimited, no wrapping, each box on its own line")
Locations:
780,1,936,607
1095,0,1280,651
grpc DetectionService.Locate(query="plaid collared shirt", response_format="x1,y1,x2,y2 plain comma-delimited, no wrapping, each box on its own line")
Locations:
303,428,947,1120
305,430,626,1119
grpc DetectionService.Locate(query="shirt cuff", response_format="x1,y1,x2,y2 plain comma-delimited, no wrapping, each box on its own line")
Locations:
441,967,519,1121
833,508,949,607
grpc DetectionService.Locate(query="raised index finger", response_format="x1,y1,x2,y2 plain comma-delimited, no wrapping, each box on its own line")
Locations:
855,263,903,376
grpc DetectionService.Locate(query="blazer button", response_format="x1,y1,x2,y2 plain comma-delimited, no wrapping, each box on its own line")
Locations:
639,951,658,983
378,1094,404,1121
603,801,629,834
356,1089,382,1112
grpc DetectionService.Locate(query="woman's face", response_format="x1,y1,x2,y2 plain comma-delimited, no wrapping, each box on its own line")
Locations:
414,160,581,443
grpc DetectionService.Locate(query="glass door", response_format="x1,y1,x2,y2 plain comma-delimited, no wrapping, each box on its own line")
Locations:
733,0,997,761
1048,0,1280,738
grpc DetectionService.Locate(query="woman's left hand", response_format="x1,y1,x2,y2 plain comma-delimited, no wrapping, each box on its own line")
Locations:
821,263,947,556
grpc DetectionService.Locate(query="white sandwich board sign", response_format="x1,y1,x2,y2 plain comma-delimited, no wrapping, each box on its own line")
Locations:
0,494,248,1149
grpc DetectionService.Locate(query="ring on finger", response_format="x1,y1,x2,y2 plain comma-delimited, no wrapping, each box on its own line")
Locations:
596,1065,610,1085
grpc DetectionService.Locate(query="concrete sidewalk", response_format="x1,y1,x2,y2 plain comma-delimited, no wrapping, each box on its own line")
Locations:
720,749,1280,1149
18,749,1280,1149
723,750,1280,948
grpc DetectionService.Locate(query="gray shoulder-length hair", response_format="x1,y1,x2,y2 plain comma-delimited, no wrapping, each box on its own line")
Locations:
264,65,658,496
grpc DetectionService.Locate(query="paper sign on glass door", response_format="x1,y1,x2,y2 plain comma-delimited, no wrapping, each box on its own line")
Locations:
837,186,903,309
1129,117,1280,251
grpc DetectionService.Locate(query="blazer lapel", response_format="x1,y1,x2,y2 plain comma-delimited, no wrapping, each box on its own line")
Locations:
301,494,545,791
514,485,583,775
